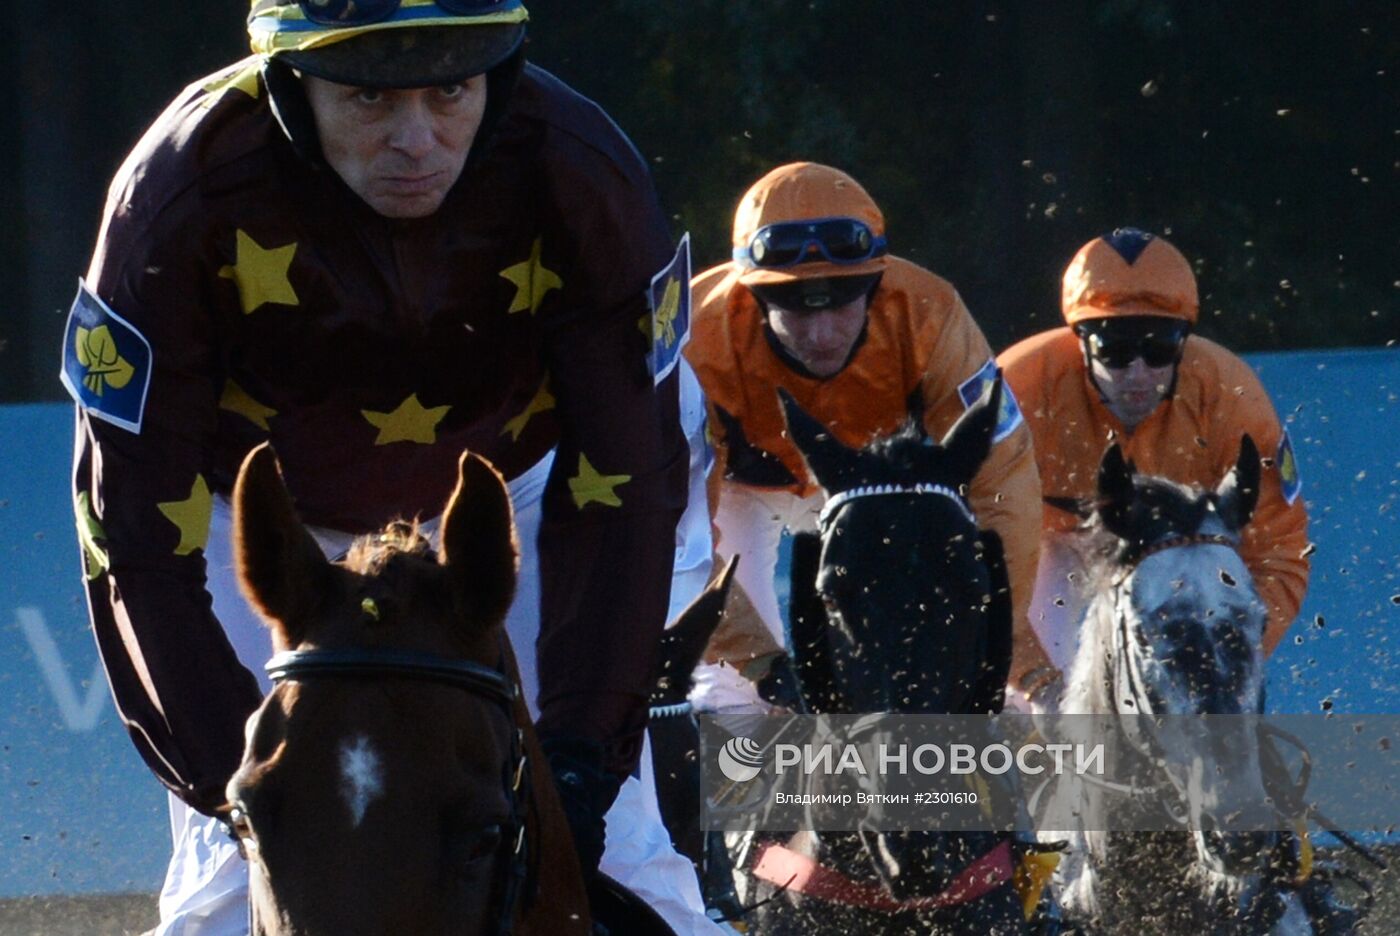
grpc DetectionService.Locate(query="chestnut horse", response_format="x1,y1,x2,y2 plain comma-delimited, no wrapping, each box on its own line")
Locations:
224,444,590,935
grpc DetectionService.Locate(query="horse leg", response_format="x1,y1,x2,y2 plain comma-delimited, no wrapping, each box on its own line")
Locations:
647,716,703,868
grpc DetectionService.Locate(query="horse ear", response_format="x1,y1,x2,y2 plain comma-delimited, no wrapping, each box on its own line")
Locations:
233,443,332,648
1096,443,1136,533
439,451,519,629
778,387,861,492
938,374,1001,483
1215,434,1262,531
651,557,739,705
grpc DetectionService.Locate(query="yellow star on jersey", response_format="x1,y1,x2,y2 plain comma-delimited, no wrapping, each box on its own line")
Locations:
201,59,261,105
74,491,110,581
362,393,451,445
501,380,556,441
219,229,299,314
569,453,631,510
500,237,562,315
158,474,213,557
219,379,278,430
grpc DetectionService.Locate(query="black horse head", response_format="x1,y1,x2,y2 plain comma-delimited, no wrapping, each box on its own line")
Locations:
778,378,1012,716
768,378,1024,918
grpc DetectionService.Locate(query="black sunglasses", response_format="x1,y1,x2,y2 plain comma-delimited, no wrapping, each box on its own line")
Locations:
733,217,887,269
296,0,513,27
1085,329,1187,369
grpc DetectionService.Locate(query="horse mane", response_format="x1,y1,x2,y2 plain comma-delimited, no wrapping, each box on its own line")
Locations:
863,420,927,463
343,520,435,576
858,421,962,489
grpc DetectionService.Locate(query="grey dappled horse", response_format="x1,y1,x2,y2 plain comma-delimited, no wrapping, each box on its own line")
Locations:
1048,438,1320,935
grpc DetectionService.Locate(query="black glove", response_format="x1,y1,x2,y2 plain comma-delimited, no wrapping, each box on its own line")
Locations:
542,736,620,881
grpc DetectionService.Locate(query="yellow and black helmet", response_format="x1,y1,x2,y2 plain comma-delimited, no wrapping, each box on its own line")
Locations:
248,0,528,89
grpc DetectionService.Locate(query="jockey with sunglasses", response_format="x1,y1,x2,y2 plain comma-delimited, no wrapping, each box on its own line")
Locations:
998,229,1310,700
685,162,1050,713
62,2,722,933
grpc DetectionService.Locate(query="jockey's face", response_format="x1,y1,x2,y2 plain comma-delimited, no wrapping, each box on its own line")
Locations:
303,75,487,219
1089,354,1175,430
1079,316,1186,430
765,294,869,378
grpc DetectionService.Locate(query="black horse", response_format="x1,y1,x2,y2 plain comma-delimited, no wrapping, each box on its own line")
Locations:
736,379,1031,935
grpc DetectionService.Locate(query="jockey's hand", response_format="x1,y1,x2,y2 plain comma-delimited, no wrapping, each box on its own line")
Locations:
542,736,618,881
1013,665,1064,714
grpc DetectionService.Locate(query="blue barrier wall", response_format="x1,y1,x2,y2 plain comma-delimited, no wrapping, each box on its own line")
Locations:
1,347,1397,897
1,407,167,897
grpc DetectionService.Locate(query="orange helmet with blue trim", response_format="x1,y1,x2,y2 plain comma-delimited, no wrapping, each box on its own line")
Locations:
1061,228,1199,326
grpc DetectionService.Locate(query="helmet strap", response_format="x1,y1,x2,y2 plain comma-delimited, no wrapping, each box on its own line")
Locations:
466,47,524,170
262,57,326,168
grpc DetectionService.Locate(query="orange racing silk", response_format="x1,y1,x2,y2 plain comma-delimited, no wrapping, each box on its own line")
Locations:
998,327,1309,652
687,257,1047,683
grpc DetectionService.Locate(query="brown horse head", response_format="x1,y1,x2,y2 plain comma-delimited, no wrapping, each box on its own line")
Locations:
225,444,588,935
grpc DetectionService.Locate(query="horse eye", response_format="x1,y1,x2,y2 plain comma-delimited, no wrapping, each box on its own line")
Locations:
228,804,260,852
468,823,503,861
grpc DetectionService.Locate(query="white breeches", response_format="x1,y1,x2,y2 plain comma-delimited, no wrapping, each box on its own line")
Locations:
688,482,822,714
1026,534,1089,675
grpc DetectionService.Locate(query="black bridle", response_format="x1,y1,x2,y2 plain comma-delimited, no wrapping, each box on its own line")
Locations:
265,648,519,706
259,647,531,936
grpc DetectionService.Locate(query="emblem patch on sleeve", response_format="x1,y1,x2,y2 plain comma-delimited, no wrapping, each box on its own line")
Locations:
647,233,692,385
1276,429,1302,505
60,281,154,434
957,358,1024,444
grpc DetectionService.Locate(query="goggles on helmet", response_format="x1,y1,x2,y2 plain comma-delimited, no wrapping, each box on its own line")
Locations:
291,0,515,27
1078,321,1188,369
733,217,887,270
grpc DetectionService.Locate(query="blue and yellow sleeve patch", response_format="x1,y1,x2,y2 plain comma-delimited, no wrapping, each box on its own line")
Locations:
59,281,153,434
1277,429,1302,505
647,233,692,385
957,358,1024,444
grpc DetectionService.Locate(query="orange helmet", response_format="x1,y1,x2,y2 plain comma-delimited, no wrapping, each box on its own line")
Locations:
1061,228,1198,326
731,163,888,290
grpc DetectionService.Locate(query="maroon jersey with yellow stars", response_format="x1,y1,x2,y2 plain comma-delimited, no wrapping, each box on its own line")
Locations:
68,59,687,816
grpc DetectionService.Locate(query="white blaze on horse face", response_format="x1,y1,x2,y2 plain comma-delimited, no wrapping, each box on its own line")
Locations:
339,734,385,827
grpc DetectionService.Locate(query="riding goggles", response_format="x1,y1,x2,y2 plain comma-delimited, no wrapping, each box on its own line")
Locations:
734,217,888,269
1083,326,1187,369
249,0,527,53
